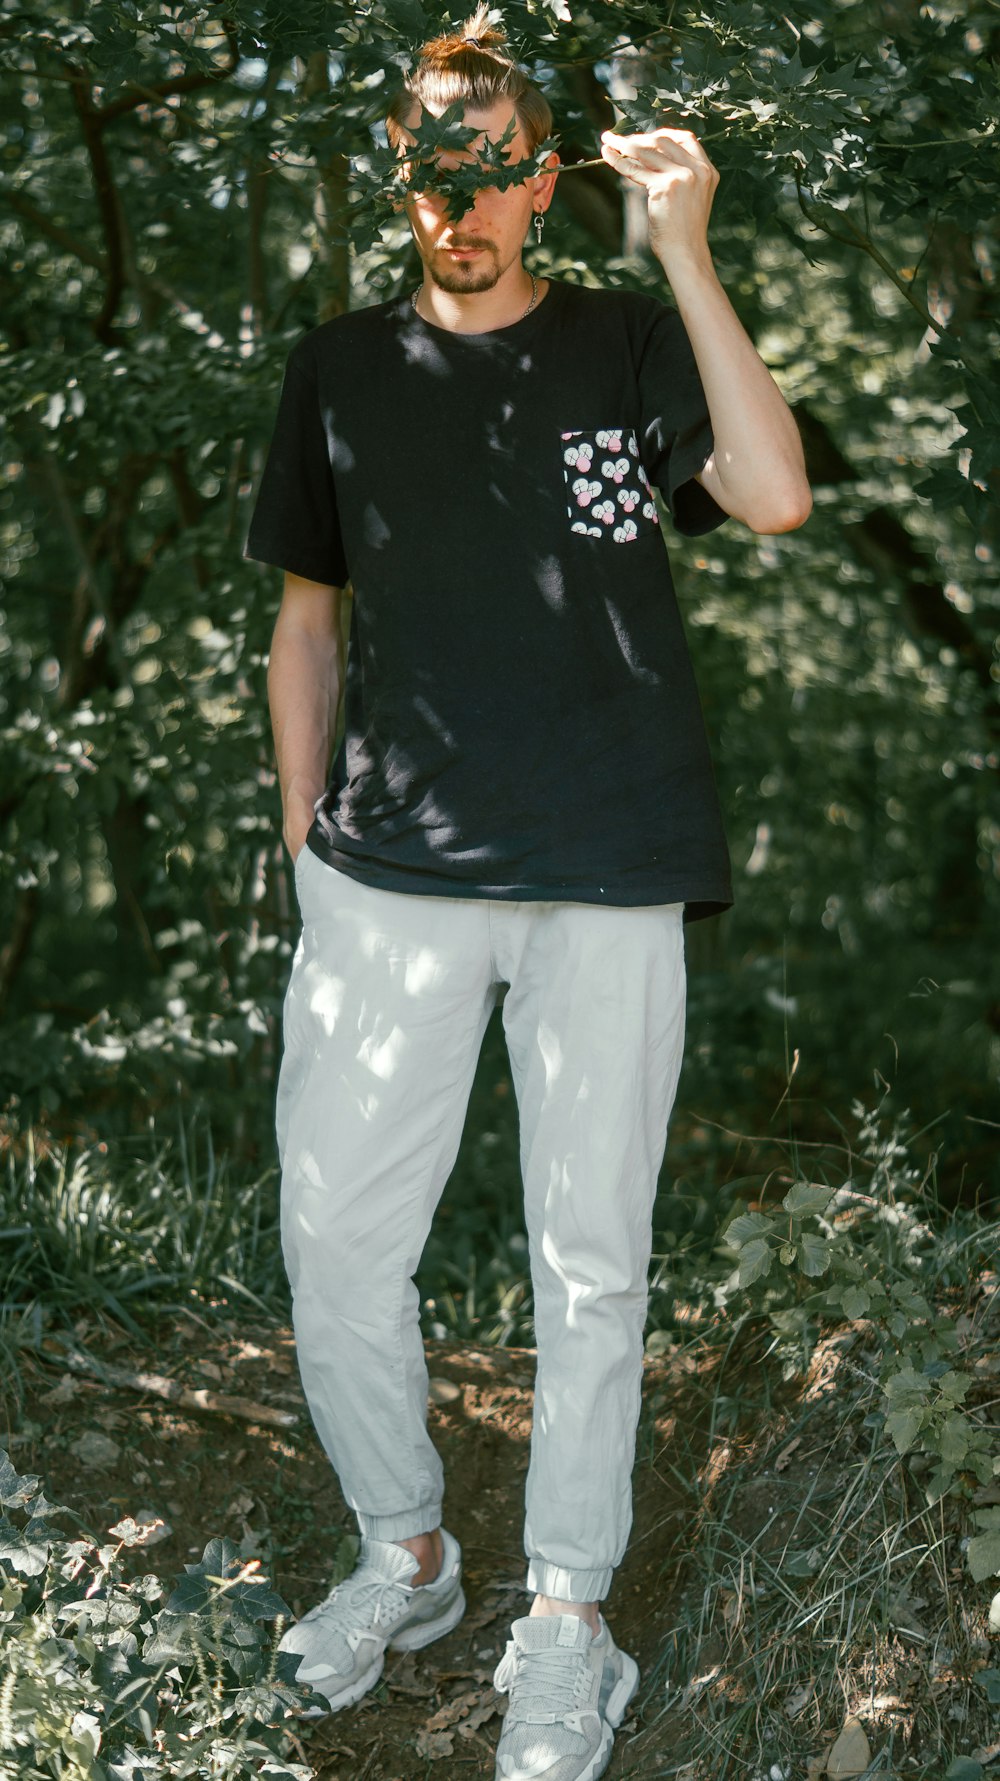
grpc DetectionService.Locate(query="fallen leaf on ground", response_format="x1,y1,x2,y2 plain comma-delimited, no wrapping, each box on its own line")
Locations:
39,1374,79,1407
415,1728,455,1759
457,1691,500,1736
825,1716,871,1776
385,1653,436,1698
784,1680,815,1718
425,1689,481,1732
71,1431,120,1467
888,1592,930,1642
775,1436,802,1472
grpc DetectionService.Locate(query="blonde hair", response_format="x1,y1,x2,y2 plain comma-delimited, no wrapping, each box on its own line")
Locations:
386,5,552,155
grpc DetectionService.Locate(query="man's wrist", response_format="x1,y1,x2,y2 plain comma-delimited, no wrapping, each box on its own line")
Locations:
652,239,716,291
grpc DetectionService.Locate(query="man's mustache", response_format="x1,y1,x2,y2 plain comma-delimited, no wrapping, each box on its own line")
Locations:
435,237,496,253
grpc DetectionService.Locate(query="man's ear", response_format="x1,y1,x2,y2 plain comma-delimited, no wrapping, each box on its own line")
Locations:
533,151,561,213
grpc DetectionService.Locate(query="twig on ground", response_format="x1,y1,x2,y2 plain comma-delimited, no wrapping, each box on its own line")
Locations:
44,1342,299,1429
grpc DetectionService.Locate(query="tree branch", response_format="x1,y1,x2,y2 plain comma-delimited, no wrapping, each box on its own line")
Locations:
70,77,127,343
796,403,998,738
1,187,105,269
96,19,239,124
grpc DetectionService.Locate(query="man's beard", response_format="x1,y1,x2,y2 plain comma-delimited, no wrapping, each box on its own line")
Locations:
427,238,501,294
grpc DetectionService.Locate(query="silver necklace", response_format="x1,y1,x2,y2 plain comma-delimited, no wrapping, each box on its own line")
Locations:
410,273,539,323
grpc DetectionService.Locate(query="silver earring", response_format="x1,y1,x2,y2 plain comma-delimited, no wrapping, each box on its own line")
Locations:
534,210,545,246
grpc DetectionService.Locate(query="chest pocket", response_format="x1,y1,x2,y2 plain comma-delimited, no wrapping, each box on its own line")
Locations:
560,427,660,542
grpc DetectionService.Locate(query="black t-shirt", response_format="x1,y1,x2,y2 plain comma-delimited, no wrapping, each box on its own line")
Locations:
246,279,733,920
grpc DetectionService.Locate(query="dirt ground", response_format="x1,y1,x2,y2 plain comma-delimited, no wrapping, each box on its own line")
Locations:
5,1310,726,1778
4,1307,996,1780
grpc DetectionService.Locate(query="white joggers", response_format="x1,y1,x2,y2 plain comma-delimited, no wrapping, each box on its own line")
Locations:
277,846,687,1603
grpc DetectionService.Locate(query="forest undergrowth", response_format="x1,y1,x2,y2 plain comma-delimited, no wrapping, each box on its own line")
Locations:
1,1066,997,1779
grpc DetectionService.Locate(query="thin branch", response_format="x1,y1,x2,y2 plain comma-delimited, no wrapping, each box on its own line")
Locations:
2,184,231,334
50,1342,300,1429
794,167,946,337
34,451,131,688
1,186,105,269
71,77,126,342
246,56,284,336
96,18,239,124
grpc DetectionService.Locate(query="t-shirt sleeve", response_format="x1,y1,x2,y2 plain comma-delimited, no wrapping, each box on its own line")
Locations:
638,306,728,538
244,345,350,587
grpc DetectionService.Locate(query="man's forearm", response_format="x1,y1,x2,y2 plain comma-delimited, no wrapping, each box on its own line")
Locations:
267,619,342,850
658,245,811,533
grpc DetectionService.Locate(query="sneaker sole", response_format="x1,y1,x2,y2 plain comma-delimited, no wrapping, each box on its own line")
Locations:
604,1651,640,1728
389,1586,467,1652
294,1589,466,1717
295,1650,385,1717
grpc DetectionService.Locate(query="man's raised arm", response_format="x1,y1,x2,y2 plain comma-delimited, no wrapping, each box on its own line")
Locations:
601,126,812,536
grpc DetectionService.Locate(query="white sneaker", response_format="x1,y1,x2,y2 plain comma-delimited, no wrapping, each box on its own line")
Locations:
493,1612,639,1781
279,1528,465,1714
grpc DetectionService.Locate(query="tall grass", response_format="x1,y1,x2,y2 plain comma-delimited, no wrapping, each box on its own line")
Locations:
0,1117,287,1336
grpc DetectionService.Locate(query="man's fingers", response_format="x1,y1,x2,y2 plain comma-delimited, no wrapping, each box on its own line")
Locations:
601,128,714,172
602,125,704,150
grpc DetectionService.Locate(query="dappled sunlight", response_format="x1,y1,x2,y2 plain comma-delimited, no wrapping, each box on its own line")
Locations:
358,1019,407,1082
302,962,346,1035
404,945,442,995
536,1018,564,1092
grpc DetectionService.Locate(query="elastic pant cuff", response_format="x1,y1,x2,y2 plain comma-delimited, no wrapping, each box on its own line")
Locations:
526,1559,613,1603
356,1503,443,1543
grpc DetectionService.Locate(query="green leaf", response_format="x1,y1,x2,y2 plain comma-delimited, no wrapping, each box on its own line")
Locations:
0,1513,50,1576
0,1451,41,1510
738,1238,774,1287
937,1413,971,1468
841,1285,870,1319
781,1181,834,1217
938,1370,971,1405
974,1670,1000,1704
884,1366,930,1405
885,1408,923,1455
724,1211,775,1246
967,1530,1000,1583
797,1233,831,1277
944,1760,983,1781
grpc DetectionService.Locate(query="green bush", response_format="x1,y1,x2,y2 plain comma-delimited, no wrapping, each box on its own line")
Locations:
0,1453,311,1781
717,1101,1000,1570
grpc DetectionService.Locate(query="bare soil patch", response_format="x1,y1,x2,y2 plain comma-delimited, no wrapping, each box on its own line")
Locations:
5,1311,716,1777
4,1310,994,1779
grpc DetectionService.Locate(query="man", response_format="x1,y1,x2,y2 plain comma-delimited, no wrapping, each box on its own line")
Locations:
245,10,811,1779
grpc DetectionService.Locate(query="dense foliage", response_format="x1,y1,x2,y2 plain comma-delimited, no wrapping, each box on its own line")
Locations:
0,1450,309,1780
1,0,997,1192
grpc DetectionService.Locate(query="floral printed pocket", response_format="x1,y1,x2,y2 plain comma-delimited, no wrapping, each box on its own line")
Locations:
560,428,660,542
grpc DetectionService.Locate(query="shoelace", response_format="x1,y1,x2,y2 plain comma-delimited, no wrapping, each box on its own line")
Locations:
307,1565,410,1637
495,1642,587,1721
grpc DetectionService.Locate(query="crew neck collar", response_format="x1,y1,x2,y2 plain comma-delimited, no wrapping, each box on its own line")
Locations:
399,277,564,341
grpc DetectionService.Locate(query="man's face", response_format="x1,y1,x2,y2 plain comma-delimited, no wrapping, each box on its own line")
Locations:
399,100,552,295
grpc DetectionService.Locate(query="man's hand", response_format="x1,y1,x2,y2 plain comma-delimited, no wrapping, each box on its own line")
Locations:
601,126,810,534
600,127,718,269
